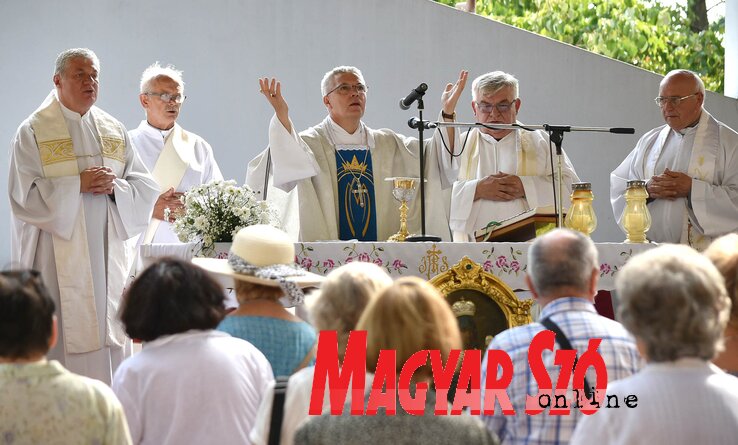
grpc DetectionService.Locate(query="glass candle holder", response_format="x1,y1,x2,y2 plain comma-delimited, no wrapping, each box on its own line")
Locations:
564,182,597,236
622,180,651,243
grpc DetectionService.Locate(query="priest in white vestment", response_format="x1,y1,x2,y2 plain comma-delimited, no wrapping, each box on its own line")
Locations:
249,66,468,242
450,72,579,241
129,62,223,245
611,69,738,250
8,48,159,384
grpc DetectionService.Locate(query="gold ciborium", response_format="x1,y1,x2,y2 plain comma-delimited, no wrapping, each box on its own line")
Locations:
385,177,418,242
622,180,651,243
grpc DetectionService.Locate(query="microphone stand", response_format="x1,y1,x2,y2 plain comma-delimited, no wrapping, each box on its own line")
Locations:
426,120,634,231
405,97,441,242
544,126,565,228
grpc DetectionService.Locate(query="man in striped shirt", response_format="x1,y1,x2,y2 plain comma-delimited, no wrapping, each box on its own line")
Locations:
480,228,642,444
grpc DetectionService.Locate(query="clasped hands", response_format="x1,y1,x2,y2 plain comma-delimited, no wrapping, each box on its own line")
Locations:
474,173,525,201
153,188,184,222
80,166,116,195
647,169,692,200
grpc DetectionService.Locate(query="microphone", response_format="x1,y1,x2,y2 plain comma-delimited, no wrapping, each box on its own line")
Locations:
610,127,635,134
408,117,437,130
399,83,428,110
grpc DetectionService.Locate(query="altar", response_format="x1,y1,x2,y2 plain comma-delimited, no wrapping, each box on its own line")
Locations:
142,241,654,292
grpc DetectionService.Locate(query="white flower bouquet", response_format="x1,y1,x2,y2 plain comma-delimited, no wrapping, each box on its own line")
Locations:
172,179,278,255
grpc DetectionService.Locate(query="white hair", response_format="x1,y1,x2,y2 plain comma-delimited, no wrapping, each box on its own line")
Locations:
139,62,185,94
617,244,730,362
309,262,392,359
54,48,99,76
527,228,598,297
471,71,519,101
320,66,365,96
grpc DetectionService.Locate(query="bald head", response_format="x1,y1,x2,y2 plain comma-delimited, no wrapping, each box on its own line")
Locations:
658,69,705,131
527,229,599,300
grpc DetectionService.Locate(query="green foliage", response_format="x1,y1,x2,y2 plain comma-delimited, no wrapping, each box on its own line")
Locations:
435,0,724,92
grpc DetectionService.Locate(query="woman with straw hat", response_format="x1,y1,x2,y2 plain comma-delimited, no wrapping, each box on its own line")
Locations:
193,225,323,377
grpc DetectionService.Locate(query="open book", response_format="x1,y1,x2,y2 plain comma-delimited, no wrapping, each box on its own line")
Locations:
474,206,561,242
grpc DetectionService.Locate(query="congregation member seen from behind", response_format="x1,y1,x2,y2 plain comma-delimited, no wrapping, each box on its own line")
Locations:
295,277,498,445
480,228,642,444
112,258,273,445
0,270,132,444
704,233,738,376
570,244,738,444
195,224,323,377
250,261,393,445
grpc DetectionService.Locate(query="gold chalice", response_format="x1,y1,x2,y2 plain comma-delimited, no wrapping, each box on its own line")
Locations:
385,177,419,242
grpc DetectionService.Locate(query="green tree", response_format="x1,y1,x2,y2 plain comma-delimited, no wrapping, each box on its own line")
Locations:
435,0,724,92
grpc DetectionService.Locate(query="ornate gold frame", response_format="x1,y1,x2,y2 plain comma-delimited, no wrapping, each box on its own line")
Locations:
429,256,533,329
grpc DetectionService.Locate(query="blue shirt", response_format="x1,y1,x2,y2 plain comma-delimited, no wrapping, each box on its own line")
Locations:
218,316,316,377
480,297,643,445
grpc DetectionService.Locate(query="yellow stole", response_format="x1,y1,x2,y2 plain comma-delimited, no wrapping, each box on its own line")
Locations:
141,124,193,244
645,112,718,250
460,128,540,181
29,91,127,353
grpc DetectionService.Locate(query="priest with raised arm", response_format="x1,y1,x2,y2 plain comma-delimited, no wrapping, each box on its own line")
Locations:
248,67,467,242
8,48,159,384
450,71,579,241
129,62,223,245
610,69,738,250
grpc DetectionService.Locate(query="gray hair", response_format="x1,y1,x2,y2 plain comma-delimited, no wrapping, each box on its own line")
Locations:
54,48,99,76
472,71,519,101
321,66,365,96
140,62,185,94
617,244,731,362
704,233,738,323
308,262,392,358
662,69,706,95
527,228,598,297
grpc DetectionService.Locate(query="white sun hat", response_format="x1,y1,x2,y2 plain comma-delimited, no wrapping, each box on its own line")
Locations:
192,225,323,306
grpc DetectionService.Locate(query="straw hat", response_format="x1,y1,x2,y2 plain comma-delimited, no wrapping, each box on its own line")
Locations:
192,225,323,300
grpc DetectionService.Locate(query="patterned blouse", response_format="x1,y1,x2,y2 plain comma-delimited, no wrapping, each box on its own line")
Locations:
218,316,316,377
0,360,131,444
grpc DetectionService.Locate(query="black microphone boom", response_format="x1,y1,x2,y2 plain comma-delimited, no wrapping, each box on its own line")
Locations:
399,83,428,110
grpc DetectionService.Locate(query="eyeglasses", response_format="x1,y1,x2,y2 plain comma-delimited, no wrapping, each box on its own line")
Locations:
145,92,187,104
476,100,517,114
654,93,698,107
326,83,368,96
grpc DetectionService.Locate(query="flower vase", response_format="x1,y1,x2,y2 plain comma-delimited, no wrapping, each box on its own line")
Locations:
212,242,232,259
197,241,232,259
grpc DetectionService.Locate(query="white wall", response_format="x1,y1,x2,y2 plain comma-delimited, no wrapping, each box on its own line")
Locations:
2,0,737,266
727,0,738,98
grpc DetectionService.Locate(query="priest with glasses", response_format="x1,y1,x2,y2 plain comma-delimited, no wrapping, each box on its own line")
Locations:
249,66,467,242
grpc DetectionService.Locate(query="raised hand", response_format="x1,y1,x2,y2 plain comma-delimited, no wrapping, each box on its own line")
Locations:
258,77,291,133
80,166,116,195
441,70,468,117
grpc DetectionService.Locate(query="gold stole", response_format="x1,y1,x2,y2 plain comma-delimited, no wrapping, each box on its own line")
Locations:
460,128,539,181
29,91,127,353
141,124,193,244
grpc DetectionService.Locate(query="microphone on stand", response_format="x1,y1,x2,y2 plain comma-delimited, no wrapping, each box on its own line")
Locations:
609,127,635,134
399,83,428,110
408,117,437,129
